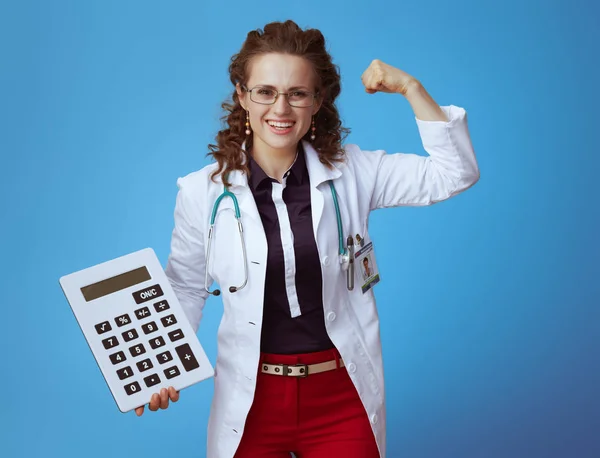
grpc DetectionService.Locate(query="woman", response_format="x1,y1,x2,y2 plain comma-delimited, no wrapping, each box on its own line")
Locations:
136,20,479,458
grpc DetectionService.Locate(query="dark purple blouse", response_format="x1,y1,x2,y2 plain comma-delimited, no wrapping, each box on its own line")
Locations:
248,145,334,354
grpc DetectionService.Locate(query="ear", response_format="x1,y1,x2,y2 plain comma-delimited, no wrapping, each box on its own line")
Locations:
236,83,248,111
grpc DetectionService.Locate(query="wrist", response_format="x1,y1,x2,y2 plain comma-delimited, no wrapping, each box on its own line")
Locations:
402,78,423,98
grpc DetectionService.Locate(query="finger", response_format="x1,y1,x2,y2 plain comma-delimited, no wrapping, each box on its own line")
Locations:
159,388,169,410
135,406,145,416
367,72,382,92
168,386,180,403
149,393,160,412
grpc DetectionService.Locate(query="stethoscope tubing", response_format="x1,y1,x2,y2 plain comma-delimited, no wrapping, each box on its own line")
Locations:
205,180,352,296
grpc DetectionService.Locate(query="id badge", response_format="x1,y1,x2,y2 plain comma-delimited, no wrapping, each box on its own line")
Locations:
354,238,380,294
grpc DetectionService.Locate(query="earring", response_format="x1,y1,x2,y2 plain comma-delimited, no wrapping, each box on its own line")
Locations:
310,116,316,141
245,111,251,136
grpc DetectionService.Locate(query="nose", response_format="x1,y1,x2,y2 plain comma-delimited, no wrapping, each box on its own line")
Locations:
273,93,291,115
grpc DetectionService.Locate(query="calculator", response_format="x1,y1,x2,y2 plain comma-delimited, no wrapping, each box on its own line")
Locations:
59,247,214,413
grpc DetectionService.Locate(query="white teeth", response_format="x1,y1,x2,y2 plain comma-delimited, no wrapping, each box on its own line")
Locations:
267,121,294,128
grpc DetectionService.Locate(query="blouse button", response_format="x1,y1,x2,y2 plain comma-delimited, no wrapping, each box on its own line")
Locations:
326,312,336,322
322,256,330,266
371,414,378,425
347,362,357,373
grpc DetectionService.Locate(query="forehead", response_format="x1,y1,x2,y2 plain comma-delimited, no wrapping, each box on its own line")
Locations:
247,53,316,88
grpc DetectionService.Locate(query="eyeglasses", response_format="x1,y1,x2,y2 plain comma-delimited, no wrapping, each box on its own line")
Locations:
242,85,318,108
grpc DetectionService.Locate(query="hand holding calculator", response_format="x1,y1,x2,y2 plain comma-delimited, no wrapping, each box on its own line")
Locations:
135,386,180,416
60,248,214,413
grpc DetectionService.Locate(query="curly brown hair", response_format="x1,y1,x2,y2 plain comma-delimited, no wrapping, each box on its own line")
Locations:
208,20,350,186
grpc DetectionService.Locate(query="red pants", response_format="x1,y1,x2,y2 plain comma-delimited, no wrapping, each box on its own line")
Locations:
234,347,380,458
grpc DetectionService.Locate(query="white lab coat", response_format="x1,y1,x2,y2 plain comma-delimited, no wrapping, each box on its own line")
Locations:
165,105,479,458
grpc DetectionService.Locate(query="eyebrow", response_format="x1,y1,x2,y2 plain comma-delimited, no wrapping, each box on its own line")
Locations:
255,84,312,91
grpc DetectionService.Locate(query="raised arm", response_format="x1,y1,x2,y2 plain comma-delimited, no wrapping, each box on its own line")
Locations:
356,59,479,209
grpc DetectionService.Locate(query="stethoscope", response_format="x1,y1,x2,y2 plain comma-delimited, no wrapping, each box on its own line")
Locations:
204,181,355,296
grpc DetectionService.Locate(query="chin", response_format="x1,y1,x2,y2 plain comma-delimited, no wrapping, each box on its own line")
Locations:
262,134,301,150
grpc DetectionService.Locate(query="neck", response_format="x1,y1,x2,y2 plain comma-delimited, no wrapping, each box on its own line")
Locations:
251,141,298,182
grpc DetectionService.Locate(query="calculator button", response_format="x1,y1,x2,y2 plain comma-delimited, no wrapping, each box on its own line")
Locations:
132,284,164,305
116,366,134,380
160,314,177,328
134,306,151,320
143,373,161,388
164,366,181,380
168,329,184,342
149,336,166,350
136,358,154,372
175,343,200,372
153,300,170,313
121,328,139,342
156,351,173,365
141,321,158,335
124,381,141,396
102,336,119,349
129,343,146,357
114,314,131,327
109,351,127,365
95,321,112,334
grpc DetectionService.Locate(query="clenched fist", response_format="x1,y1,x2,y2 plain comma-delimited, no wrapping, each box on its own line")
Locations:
361,59,420,96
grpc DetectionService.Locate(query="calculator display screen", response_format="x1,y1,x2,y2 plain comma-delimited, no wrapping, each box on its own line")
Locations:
81,266,151,302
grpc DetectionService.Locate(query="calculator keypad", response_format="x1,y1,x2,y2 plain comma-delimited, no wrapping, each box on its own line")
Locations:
141,321,158,335
124,381,141,396
156,351,173,364
115,313,132,327
133,284,164,304
164,366,181,379
175,343,200,372
95,321,112,334
144,374,161,388
134,307,151,320
154,300,170,313
136,358,154,372
102,336,119,349
109,351,127,365
99,296,201,397
129,343,146,357
168,329,184,342
117,366,134,380
149,336,166,350
122,328,139,342
160,314,177,327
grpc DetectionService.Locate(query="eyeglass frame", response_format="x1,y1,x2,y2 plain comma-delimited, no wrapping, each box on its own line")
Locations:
241,84,320,108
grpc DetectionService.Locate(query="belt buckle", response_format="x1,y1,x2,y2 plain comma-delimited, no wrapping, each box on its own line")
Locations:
295,363,309,378
281,363,309,377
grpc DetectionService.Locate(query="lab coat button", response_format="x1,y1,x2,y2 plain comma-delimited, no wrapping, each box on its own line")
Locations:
326,312,336,322
371,414,378,425
322,256,330,266
347,362,356,373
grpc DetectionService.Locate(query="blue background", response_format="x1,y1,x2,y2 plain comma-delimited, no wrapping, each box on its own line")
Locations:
1,0,598,457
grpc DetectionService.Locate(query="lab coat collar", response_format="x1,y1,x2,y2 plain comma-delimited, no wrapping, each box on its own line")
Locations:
227,140,341,189
302,140,342,187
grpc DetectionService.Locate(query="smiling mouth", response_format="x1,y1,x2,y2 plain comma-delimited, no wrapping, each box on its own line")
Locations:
266,120,296,129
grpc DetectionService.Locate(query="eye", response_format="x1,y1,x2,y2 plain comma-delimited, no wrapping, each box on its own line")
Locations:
257,88,275,96
290,91,309,98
